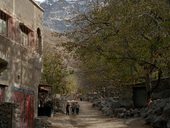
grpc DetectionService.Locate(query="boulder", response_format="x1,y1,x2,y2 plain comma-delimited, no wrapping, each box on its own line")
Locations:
114,108,126,117
167,120,170,128
163,103,170,119
152,116,167,128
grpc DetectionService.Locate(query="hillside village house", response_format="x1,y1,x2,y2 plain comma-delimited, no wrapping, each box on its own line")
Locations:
0,0,43,127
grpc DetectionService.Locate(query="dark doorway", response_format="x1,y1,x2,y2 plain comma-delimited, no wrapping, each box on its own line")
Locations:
133,87,147,107
38,84,53,117
0,58,7,73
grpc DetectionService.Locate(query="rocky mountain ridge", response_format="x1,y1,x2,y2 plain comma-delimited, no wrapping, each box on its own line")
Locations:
40,0,91,32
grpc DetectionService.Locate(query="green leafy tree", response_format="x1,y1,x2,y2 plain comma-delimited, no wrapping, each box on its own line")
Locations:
41,46,67,94
67,0,170,99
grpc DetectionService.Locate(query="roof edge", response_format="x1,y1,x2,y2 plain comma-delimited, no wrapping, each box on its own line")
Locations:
29,0,44,12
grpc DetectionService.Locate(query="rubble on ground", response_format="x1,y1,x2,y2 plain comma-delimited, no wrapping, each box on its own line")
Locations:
142,98,170,128
35,117,52,128
89,96,140,119
88,95,170,128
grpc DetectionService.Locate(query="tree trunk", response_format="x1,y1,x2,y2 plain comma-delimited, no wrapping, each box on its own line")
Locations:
146,69,162,101
146,72,152,101
151,69,162,94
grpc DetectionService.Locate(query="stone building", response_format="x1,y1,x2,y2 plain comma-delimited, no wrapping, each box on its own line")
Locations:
0,0,43,127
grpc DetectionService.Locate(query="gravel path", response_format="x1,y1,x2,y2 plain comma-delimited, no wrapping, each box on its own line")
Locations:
48,101,152,128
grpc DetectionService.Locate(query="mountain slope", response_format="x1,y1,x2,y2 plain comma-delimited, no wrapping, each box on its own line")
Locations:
40,0,91,32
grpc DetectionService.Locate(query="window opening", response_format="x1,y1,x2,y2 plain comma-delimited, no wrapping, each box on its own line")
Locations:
19,23,31,46
37,28,42,54
0,10,9,36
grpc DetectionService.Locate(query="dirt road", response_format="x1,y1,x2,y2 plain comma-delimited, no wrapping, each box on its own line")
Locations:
48,101,152,128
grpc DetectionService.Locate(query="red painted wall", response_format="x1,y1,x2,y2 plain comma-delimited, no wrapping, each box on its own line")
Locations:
0,87,5,103
13,91,34,128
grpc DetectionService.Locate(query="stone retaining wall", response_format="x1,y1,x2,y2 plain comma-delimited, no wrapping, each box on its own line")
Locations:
0,102,20,128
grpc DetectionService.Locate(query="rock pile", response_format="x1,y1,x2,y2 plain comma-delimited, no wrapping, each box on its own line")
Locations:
142,98,170,128
91,96,140,119
35,117,51,128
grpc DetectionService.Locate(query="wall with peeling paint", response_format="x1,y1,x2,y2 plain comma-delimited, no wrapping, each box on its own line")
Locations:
0,0,43,127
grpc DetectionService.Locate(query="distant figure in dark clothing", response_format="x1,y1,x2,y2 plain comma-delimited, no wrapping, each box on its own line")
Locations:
71,102,76,114
66,102,70,115
44,100,53,117
75,102,80,115
80,97,83,101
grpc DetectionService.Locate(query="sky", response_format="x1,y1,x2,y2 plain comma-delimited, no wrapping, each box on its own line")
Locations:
36,0,78,2
36,0,45,2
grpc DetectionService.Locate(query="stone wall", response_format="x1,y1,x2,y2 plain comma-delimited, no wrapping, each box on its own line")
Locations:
120,77,170,107
0,102,20,128
119,86,133,107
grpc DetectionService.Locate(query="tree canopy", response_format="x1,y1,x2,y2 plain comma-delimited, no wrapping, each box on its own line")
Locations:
66,0,170,98
41,31,79,95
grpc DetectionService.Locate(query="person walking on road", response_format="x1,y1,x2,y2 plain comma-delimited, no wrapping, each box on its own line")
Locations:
66,102,70,115
76,102,80,115
71,102,76,115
